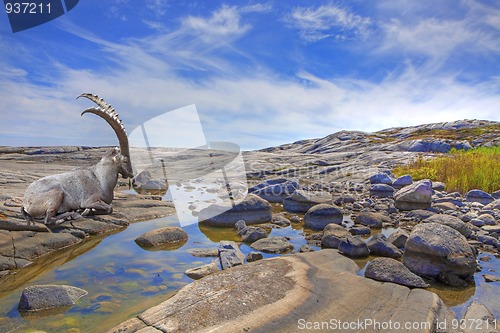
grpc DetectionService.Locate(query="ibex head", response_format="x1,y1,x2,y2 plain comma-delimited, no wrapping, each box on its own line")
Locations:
78,93,134,179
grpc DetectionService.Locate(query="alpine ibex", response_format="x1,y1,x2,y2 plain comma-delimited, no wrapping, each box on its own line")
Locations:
21,93,134,225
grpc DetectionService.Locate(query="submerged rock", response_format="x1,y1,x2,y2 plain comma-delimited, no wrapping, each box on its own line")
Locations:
365,257,429,288
18,285,88,312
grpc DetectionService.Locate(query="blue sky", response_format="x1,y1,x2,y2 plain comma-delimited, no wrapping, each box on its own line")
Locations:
1,0,499,150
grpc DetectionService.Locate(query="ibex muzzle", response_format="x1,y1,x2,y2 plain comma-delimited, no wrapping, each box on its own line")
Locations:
21,93,133,225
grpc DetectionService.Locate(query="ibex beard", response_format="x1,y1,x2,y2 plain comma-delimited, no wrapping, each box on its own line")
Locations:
21,94,134,225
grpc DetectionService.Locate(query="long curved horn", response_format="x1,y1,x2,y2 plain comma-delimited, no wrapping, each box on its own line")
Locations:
77,93,133,177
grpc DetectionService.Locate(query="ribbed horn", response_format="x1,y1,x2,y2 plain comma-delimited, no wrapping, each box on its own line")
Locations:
77,93,129,157
78,93,133,177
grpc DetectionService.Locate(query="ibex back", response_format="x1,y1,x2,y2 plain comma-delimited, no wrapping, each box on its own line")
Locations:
21,94,134,225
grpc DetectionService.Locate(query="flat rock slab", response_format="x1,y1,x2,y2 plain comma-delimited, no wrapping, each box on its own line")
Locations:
109,249,456,333
18,284,88,312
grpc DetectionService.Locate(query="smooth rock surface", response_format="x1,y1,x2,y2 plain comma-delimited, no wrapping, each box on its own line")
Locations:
109,250,456,333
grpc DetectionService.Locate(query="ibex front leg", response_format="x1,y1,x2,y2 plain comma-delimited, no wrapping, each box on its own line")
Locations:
82,199,113,216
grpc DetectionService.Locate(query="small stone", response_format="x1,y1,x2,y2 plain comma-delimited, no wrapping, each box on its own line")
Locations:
354,212,391,229
234,220,247,231
483,274,500,282
322,224,349,249
240,226,267,243
387,229,409,248
298,245,315,253
338,236,369,258
245,252,263,262
349,225,371,236
367,234,402,258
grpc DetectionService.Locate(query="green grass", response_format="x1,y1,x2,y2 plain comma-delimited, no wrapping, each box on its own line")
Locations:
393,146,500,194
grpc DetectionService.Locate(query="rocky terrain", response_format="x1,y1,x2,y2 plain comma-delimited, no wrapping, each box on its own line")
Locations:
0,119,499,332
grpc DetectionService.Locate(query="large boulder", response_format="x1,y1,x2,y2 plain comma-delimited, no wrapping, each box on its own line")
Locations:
367,234,402,258
283,190,332,213
304,204,343,230
249,178,300,203
18,285,88,312
135,227,188,249
423,214,472,238
365,257,429,288
394,179,433,210
198,194,272,227
403,223,476,283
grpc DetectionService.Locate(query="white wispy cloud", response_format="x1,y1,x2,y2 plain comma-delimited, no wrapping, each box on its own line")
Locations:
286,4,372,42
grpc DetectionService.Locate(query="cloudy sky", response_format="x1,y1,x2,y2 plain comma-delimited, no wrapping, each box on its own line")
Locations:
1,0,499,150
